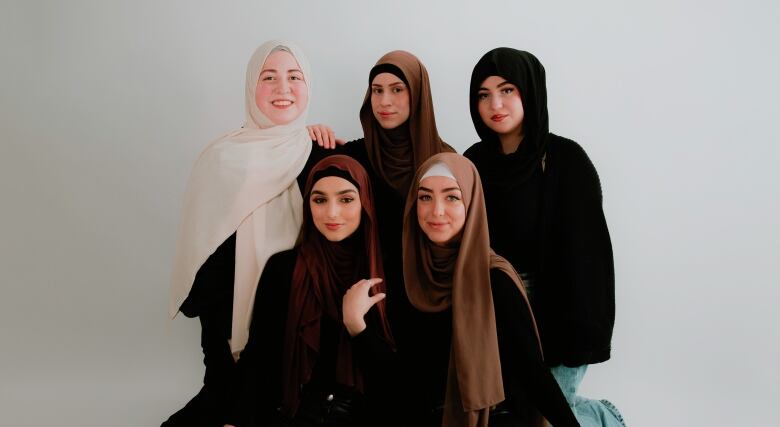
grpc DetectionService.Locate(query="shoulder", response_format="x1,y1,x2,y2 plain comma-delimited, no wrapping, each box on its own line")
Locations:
489,267,519,295
264,248,299,274
547,133,593,167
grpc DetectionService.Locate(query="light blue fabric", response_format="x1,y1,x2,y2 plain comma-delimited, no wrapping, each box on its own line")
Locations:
550,365,627,427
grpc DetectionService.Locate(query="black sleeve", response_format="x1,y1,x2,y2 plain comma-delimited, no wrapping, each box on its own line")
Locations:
225,250,295,426
491,270,580,427
179,233,236,318
561,139,615,362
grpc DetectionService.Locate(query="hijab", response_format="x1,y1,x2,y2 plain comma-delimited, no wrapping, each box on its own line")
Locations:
359,50,453,195
402,153,542,427
169,40,313,357
282,155,394,416
468,48,549,190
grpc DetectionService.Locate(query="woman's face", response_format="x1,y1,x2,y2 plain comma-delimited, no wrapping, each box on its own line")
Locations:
370,72,410,129
477,75,524,138
416,176,466,244
255,50,309,125
310,176,362,242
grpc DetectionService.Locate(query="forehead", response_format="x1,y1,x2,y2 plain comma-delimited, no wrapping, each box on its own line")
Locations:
312,176,358,192
371,72,405,86
479,75,511,89
419,175,460,190
261,50,301,71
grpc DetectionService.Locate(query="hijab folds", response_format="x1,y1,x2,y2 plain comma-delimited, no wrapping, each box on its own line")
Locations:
403,153,542,427
359,50,453,195
169,40,313,357
468,48,549,189
282,155,394,416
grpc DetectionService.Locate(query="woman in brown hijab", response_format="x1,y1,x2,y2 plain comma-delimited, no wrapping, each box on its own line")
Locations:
402,152,578,427
225,155,395,427
330,51,454,417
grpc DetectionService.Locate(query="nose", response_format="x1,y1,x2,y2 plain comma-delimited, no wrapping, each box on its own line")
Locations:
433,198,445,216
326,201,339,218
379,91,392,106
276,78,291,93
490,93,502,110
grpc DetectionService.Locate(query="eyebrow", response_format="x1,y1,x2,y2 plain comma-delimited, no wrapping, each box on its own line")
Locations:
479,80,511,91
311,189,358,196
418,186,461,193
260,68,303,75
372,82,405,88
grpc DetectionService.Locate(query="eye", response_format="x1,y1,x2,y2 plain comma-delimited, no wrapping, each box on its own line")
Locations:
417,194,432,202
290,73,304,81
372,88,382,95
501,87,514,95
311,196,327,204
446,194,461,202
392,86,404,94
339,197,355,203
478,92,489,101
262,75,275,81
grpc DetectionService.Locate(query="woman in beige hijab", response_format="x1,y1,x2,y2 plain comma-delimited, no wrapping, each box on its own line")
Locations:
402,153,578,427
163,40,332,427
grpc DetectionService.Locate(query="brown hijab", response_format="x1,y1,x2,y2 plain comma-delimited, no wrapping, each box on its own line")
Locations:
282,155,394,416
402,153,543,427
359,50,453,196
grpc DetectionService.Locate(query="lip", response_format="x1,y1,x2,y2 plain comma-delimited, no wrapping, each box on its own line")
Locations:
491,114,508,122
271,99,294,108
426,221,449,229
324,223,343,230
378,111,395,118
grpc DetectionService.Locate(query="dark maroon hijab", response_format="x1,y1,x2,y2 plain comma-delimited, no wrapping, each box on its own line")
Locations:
281,155,394,416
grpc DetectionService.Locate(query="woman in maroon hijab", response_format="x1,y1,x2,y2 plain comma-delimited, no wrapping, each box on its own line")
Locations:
225,155,395,427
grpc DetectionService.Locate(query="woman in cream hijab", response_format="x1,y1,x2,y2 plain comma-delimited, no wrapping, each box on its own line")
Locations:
163,40,329,427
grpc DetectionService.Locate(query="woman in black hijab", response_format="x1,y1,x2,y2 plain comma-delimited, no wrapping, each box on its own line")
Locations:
463,48,625,427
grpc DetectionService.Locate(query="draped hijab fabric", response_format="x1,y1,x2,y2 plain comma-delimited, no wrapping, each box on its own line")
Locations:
169,40,313,357
468,48,549,189
402,153,542,427
359,50,453,195
282,155,394,416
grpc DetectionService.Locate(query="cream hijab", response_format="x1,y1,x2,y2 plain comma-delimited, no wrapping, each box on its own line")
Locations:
169,40,313,358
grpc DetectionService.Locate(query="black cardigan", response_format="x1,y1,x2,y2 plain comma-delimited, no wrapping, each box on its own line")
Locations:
464,134,615,366
403,268,579,427
226,249,396,426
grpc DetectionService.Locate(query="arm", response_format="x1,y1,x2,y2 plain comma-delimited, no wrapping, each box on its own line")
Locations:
491,270,580,427
225,251,294,426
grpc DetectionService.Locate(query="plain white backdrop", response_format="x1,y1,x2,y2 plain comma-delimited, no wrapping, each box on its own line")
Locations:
2,0,778,425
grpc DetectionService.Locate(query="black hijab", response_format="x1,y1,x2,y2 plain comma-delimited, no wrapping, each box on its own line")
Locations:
468,48,549,190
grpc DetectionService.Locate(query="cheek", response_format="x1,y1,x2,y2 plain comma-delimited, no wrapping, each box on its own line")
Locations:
293,83,309,108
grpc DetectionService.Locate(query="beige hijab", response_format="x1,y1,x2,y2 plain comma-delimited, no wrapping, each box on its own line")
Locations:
169,40,312,358
403,153,543,427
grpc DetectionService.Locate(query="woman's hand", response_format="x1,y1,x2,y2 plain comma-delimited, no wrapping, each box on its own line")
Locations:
307,124,346,149
342,278,385,337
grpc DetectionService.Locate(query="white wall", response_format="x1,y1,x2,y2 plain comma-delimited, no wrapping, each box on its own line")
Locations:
2,0,778,425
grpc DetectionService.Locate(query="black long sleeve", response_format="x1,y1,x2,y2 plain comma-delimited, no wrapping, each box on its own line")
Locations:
491,269,580,427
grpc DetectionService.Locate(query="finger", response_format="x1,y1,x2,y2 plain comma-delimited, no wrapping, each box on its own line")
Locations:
368,293,386,305
307,126,317,141
327,129,336,149
314,128,324,146
336,138,347,146
361,278,383,289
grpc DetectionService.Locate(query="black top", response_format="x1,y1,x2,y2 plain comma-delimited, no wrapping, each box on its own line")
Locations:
465,135,615,366
406,268,579,427
226,249,395,426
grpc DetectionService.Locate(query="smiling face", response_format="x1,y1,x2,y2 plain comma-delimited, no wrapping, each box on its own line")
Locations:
309,176,362,242
477,75,524,139
254,50,309,125
370,72,411,129
416,176,466,244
